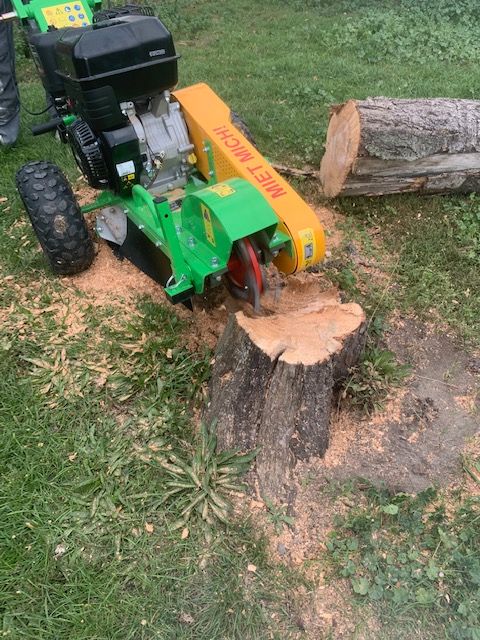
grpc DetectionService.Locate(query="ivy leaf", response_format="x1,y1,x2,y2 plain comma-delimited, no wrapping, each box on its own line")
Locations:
341,559,356,577
426,562,439,580
415,587,436,604
381,504,399,515
352,577,370,596
393,587,410,605
368,584,384,600
347,538,359,551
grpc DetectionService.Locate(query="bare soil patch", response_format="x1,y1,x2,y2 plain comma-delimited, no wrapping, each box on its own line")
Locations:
69,241,165,304
320,318,479,493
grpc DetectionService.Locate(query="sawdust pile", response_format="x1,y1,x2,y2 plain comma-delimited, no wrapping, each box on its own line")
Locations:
70,242,164,304
62,203,342,351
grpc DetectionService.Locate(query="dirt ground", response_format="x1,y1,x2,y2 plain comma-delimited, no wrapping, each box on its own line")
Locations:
250,316,480,560
63,198,479,639
322,317,479,492
243,311,479,637
69,199,479,501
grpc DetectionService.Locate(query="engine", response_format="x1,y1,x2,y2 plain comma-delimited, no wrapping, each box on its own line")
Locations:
31,13,195,195
120,92,195,194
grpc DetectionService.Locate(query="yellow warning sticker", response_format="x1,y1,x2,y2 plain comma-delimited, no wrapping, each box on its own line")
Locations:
201,204,216,246
299,227,316,269
42,2,90,29
207,184,236,198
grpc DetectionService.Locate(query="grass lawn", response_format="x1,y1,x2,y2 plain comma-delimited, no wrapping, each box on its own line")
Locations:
1,0,479,638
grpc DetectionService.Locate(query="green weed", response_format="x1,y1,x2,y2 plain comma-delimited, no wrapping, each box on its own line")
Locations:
151,422,257,530
341,194,480,344
341,347,410,414
324,262,360,298
323,0,480,65
449,195,480,265
263,496,295,535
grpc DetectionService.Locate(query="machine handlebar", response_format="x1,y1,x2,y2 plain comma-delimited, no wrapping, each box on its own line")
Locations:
31,118,63,136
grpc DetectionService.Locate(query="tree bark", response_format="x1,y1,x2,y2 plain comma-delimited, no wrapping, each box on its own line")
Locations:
204,294,366,501
320,98,480,197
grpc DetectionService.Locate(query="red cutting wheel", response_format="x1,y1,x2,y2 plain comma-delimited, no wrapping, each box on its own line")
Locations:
226,238,265,310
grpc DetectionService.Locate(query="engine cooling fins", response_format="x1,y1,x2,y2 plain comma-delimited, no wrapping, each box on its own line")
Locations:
68,119,109,190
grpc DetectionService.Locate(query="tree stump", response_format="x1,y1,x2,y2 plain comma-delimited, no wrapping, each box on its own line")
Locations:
204,287,366,501
320,98,480,197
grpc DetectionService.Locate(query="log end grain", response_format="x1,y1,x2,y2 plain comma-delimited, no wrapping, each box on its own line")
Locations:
319,97,480,197
319,99,361,198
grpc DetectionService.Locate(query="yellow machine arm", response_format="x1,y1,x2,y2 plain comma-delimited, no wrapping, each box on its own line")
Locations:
173,83,325,275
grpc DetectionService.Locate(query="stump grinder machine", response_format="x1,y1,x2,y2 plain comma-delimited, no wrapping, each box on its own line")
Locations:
2,0,325,308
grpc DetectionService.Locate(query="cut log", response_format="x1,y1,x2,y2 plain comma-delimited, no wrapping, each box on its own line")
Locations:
320,98,480,197
204,288,366,501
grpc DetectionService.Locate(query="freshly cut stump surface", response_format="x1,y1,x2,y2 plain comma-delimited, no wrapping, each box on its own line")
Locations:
205,285,366,501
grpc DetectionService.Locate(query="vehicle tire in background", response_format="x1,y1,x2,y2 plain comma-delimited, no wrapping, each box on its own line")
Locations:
16,161,94,275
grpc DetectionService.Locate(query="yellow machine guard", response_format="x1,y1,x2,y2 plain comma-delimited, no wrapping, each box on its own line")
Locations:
173,83,325,274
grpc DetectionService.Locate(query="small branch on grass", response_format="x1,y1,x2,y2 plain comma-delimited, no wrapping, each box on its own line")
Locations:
413,374,462,390
271,162,322,182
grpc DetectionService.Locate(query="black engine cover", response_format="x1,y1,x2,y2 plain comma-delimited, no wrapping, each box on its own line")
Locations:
55,15,179,130
28,29,69,98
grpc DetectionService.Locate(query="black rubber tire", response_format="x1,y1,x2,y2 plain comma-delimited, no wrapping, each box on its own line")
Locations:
16,161,94,275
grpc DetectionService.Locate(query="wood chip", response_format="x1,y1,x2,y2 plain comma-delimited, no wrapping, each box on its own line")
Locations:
179,612,194,625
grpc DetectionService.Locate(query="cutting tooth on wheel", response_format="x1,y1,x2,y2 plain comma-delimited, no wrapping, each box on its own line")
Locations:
226,237,265,311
